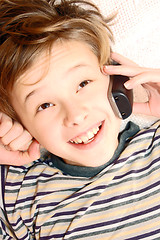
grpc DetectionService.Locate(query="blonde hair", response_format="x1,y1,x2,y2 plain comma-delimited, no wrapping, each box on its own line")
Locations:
0,0,113,120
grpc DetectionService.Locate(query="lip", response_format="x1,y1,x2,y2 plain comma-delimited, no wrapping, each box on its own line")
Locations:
68,120,105,150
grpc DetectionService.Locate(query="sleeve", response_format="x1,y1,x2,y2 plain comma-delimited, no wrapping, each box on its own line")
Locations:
0,165,16,239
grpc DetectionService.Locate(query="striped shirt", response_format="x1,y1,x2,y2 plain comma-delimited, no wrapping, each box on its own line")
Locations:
1,120,160,239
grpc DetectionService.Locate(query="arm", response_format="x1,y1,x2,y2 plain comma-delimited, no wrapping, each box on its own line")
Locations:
103,53,160,118
0,112,40,165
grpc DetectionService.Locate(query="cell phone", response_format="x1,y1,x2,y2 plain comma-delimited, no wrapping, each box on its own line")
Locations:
109,62,133,119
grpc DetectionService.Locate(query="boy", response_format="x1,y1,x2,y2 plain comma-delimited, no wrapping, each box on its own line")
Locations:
0,0,160,239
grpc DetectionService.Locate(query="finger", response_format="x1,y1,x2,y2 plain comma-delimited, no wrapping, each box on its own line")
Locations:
0,140,40,166
103,64,149,78
111,52,138,67
17,139,41,164
124,70,160,89
1,121,24,146
0,113,13,137
17,140,33,152
8,130,33,151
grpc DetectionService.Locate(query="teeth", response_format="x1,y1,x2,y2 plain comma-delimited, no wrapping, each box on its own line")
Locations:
77,138,82,144
93,127,99,134
87,131,94,139
81,136,89,143
70,123,102,145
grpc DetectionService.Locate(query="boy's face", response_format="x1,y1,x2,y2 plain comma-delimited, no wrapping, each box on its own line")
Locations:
11,40,121,167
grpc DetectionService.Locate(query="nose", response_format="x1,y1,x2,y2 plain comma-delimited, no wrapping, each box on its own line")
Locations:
63,101,88,127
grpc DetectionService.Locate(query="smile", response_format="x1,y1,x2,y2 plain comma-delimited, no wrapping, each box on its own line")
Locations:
69,122,102,145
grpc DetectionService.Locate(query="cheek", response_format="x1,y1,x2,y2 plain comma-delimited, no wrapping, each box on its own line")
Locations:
28,118,61,146
96,84,114,114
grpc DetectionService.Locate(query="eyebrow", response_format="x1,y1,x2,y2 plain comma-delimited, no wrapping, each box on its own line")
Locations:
24,90,36,103
24,63,90,103
65,63,89,75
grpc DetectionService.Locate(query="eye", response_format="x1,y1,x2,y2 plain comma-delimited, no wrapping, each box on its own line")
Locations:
77,80,91,92
37,102,54,112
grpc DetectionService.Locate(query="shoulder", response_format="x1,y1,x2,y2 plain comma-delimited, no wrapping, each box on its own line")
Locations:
133,120,160,146
120,120,160,161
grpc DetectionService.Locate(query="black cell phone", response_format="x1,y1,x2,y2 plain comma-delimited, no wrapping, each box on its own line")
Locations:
109,62,133,119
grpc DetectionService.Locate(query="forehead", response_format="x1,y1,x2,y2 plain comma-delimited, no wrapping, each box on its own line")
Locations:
16,40,99,86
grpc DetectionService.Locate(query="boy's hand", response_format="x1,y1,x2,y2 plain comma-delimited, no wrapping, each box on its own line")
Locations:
0,112,40,165
103,53,160,118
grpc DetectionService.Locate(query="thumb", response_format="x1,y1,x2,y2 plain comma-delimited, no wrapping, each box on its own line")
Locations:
27,139,41,160
14,140,41,166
